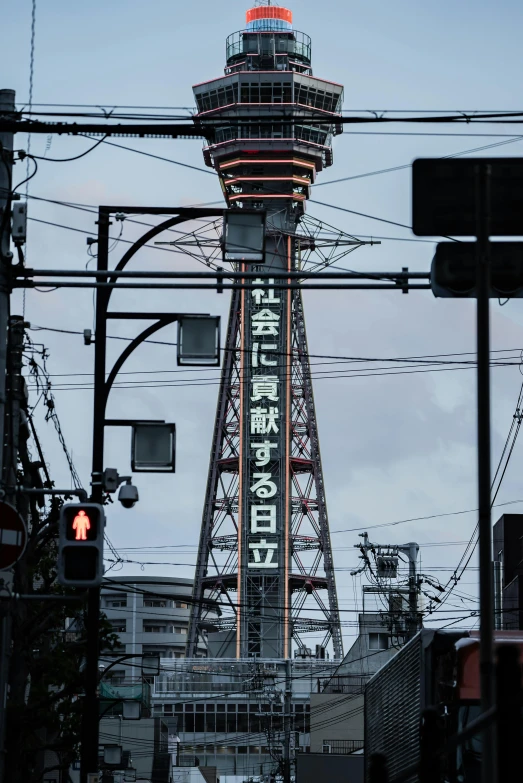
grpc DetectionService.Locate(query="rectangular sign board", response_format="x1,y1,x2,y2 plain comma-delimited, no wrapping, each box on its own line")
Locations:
412,158,523,237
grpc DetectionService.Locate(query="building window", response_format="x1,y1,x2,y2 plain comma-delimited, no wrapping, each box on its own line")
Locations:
173,626,188,635
175,602,188,609
143,623,166,633
106,670,125,685
104,599,127,608
109,620,126,633
144,598,169,608
369,633,389,650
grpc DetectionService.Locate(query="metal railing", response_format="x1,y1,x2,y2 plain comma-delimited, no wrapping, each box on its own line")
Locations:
226,30,311,62
323,740,364,755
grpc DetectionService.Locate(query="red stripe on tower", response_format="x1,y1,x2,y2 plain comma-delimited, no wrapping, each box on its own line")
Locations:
246,6,293,25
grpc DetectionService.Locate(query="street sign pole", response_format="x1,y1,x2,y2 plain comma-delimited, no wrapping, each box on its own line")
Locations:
411,157,523,783
0,500,27,783
475,163,495,783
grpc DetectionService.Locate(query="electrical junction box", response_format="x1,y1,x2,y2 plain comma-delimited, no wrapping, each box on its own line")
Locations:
377,555,399,578
12,202,27,244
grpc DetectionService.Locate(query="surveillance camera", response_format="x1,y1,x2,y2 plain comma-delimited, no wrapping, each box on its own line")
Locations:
118,482,139,509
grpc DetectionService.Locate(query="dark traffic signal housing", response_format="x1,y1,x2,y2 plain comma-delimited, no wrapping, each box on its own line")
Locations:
431,242,523,298
58,503,105,587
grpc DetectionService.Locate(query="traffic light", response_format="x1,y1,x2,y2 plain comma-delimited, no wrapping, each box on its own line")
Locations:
58,503,105,587
431,242,523,298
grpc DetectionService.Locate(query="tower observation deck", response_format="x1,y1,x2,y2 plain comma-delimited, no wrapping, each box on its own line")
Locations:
187,3,344,660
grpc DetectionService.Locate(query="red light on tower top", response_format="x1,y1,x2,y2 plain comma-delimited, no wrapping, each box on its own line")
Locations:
246,4,293,31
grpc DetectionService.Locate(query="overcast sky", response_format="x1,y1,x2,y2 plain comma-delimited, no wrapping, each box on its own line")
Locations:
5,0,523,653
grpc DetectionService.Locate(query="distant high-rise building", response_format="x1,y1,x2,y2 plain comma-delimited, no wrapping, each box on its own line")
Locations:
493,514,523,629
187,2,344,659
100,576,197,682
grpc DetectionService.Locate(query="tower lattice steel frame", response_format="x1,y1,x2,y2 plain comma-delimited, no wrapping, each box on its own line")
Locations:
187,2,349,659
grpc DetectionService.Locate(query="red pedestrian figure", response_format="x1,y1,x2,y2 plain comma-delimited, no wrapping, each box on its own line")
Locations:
72,509,91,541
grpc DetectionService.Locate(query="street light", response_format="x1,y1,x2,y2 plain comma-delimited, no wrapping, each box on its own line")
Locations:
103,745,122,766
122,701,141,720
141,653,160,677
131,423,176,473
81,206,224,783
177,315,221,366
223,209,266,262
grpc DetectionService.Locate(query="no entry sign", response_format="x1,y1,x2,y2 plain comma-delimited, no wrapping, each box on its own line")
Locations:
0,501,27,570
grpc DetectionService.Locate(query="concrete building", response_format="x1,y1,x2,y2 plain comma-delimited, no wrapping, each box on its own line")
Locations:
493,514,523,629
296,753,363,783
334,613,399,679
98,717,171,783
100,576,197,681
150,657,338,777
306,614,399,763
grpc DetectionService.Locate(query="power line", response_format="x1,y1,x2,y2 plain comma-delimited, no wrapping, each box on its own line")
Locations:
10,109,523,124
315,135,523,188
24,360,521,393
15,103,523,113
427,382,523,615
30,321,522,365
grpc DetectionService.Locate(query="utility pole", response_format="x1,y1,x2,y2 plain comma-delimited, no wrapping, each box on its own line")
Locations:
283,659,292,783
0,89,15,783
0,89,15,491
352,534,422,641
80,210,110,783
4,316,26,503
0,315,26,783
406,542,421,641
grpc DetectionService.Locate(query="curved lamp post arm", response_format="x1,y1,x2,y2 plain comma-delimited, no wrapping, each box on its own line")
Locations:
110,211,214,285
103,315,179,410
99,652,145,680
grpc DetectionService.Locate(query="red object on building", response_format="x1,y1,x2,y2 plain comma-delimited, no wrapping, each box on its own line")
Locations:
457,631,523,699
246,6,293,25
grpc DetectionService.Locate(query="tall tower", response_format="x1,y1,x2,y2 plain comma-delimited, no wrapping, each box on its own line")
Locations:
187,2,344,659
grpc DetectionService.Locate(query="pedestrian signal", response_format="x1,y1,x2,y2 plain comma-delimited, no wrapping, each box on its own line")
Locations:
58,503,105,587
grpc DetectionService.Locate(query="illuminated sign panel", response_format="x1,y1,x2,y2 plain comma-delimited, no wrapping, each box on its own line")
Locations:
63,507,100,541
246,278,284,572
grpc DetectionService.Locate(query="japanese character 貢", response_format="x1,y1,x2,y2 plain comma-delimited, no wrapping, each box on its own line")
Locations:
251,376,278,402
